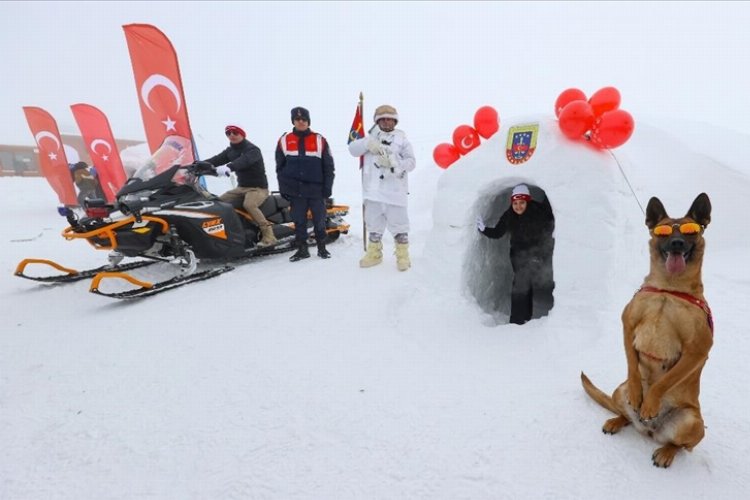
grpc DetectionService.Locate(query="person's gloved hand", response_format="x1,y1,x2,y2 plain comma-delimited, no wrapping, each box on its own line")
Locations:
367,137,383,155
216,165,231,177
376,152,391,168
476,216,486,232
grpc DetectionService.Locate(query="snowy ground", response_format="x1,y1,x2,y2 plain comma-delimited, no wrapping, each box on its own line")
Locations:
2,120,750,499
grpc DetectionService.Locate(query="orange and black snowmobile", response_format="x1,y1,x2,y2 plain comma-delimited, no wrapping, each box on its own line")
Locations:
15,137,349,299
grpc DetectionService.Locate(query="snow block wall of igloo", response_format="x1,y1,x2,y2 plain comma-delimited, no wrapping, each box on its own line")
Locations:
425,115,638,326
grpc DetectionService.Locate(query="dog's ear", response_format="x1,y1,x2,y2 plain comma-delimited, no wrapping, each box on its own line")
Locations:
645,197,667,229
686,192,711,227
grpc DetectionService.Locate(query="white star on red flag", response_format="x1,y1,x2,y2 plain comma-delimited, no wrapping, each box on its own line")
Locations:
162,115,177,131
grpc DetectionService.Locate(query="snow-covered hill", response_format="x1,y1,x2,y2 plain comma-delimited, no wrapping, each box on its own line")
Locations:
2,119,749,499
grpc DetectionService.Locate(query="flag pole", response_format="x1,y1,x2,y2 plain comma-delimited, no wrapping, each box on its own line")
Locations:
359,92,367,252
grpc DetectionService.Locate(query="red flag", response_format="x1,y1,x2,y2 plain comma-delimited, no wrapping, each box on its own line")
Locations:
123,24,195,163
22,106,78,206
70,103,128,203
348,94,365,169
348,98,365,144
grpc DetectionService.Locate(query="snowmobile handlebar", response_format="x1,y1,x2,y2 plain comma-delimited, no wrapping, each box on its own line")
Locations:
189,161,218,176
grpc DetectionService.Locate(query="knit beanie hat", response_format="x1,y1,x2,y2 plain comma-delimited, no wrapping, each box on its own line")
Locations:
373,104,398,124
225,125,246,138
511,184,532,202
291,106,311,124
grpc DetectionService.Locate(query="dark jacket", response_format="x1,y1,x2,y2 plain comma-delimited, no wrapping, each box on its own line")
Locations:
482,197,555,258
275,129,335,199
205,139,268,189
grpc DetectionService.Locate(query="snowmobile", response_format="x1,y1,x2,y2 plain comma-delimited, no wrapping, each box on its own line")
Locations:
15,136,350,299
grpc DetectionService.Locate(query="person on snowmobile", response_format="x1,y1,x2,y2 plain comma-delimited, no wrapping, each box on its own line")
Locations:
204,124,277,247
347,104,416,271
276,107,335,262
476,184,555,325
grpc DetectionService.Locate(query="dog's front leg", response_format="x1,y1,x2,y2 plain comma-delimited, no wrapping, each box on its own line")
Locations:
640,350,707,420
623,323,643,409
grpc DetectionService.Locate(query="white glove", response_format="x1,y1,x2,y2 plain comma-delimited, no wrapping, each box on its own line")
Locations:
476,216,486,232
375,152,391,168
216,165,231,177
367,137,383,155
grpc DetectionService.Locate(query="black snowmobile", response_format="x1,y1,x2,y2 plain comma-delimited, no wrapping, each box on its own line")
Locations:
15,138,349,299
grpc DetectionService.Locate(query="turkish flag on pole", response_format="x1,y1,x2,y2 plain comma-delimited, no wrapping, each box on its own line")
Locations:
70,103,128,203
22,106,78,206
348,93,365,169
123,24,195,163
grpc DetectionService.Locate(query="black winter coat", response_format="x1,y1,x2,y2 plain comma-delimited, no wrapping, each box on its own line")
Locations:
275,129,335,199
482,198,555,259
205,139,268,189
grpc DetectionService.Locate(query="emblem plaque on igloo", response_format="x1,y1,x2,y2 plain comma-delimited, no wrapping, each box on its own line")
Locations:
505,123,539,165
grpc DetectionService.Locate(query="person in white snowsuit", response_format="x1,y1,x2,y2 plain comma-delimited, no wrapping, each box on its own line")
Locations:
348,105,416,271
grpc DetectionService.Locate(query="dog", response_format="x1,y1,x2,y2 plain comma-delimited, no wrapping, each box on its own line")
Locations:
581,193,713,468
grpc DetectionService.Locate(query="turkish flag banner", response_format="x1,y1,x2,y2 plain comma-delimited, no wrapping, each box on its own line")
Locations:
70,103,128,203
22,106,78,206
123,24,195,163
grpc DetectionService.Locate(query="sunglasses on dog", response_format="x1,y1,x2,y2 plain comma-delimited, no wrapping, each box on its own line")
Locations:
652,222,702,236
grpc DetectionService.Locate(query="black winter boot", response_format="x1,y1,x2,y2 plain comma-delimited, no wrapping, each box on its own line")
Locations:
317,242,331,259
289,243,310,262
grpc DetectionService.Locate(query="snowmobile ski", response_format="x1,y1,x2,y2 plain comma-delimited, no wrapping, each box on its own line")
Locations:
89,264,234,299
14,258,155,284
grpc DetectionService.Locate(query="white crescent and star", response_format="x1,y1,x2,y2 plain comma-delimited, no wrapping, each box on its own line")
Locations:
89,139,112,161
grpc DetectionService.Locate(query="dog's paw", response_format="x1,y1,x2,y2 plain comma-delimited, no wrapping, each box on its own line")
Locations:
602,415,629,434
626,381,643,409
652,444,680,468
640,396,661,421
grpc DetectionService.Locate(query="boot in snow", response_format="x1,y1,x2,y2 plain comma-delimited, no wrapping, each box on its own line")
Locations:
395,242,411,271
359,241,383,268
317,242,331,259
289,243,310,262
257,224,278,247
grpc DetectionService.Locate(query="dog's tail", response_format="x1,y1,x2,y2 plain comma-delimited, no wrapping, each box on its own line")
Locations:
580,372,620,415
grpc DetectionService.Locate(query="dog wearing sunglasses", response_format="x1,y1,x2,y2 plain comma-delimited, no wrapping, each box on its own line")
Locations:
581,193,713,468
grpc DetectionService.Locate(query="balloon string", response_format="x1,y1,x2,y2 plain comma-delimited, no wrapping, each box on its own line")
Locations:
609,149,645,216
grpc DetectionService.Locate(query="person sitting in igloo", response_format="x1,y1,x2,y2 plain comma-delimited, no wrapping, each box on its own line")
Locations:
476,184,555,325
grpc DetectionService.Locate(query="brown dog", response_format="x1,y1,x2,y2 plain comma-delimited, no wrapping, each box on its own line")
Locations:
581,193,713,468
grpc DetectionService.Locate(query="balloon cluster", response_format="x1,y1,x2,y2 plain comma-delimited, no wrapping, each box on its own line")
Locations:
555,87,635,149
433,106,500,169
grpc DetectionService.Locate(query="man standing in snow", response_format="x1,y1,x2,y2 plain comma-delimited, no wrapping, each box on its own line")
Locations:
276,107,336,262
348,104,416,271
477,184,555,324
204,124,277,247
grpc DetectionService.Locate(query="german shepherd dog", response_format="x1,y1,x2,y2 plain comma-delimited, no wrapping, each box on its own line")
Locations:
581,193,713,468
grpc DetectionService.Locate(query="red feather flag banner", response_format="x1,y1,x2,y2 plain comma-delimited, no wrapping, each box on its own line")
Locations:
22,106,78,206
123,24,196,163
70,103,127,203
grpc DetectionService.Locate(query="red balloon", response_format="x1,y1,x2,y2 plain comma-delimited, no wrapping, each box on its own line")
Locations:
473,106,500,139
588,87,621,117
590,109,635,149
433,143,460,169
555,88,587,118
452,125,480,155
558,100,595,139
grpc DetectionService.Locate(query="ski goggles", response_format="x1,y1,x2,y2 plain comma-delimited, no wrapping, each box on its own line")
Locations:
652,222,702,236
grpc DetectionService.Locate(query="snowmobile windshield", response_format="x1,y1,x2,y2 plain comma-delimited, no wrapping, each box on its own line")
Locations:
129,135,196,186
